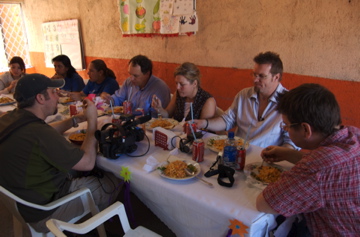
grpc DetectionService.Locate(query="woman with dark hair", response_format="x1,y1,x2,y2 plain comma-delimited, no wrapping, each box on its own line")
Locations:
0,56,26,94
151,62,216,122
51,54,85,92
70,59,119,100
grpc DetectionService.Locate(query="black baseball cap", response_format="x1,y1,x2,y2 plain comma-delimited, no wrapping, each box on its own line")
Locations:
14,73,65,101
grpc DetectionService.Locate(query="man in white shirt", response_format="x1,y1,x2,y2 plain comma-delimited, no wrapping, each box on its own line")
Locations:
195,51,296,148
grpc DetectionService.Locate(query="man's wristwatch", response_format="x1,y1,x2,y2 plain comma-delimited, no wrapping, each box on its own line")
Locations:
72,116,79,127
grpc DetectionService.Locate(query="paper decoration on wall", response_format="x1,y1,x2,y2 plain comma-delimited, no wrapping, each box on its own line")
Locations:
41,19,85,70
227,219,249,237
119,0,197,37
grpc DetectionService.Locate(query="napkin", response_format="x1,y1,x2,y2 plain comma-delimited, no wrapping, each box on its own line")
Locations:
143,155,160,173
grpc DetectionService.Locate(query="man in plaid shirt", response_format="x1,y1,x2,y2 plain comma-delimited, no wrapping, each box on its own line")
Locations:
256,83,360,236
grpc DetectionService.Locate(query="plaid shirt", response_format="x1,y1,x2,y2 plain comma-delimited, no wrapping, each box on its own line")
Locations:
263,126,360,237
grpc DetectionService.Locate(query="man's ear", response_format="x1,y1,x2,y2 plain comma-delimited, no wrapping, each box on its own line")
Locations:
272,73,280,82
302,122,312,139
35,93,45,105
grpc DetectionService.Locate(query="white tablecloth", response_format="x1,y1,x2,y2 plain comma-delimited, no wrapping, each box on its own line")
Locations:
93,123,292,237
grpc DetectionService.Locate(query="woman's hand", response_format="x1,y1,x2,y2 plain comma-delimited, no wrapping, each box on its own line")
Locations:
69,92,83,101
51,74,63,80
151,94,163,111
7,80,18,92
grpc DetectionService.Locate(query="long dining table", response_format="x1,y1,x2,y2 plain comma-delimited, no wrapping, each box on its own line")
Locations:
65,116,293,237
0,97,292,237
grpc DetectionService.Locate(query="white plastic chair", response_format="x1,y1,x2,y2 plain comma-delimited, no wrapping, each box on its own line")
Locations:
46,201,162,237
0,186,105,237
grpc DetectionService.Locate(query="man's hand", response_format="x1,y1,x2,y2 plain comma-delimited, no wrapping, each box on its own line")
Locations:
82,99,97,122
261,145,303,164
151,94,162,110
101,93,113,104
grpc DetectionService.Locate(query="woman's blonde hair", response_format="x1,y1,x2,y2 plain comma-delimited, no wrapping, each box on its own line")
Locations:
174,62,201,86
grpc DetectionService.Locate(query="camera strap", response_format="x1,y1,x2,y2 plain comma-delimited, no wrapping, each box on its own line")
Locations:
204,153,235,187
217,165,235,187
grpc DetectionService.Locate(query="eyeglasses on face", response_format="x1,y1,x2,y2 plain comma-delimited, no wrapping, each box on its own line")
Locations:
280,121,299,130
251,72,271,80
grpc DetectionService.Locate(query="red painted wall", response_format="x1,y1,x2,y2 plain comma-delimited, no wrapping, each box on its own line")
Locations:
29,52,360,127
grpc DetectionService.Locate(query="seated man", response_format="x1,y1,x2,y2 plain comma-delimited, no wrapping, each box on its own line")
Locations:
0,74,121,232
257,83,360,236
70,59,119,100
104,55,171,115
195,51,296,148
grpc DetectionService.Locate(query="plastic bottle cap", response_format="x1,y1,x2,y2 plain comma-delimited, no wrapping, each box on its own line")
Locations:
228,131,234,138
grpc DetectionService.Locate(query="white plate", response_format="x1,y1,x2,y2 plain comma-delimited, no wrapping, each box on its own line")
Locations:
206,135,249,152
244,162,284,188
158,160,201,181
145,118,179,131
0,96,15,106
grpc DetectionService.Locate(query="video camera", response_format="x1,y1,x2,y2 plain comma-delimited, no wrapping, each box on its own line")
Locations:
179,131,203,154
95,114,151,159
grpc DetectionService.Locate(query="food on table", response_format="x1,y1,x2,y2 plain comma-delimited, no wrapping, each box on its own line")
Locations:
251,166,282,183
0,97,15,104
162,160,197,179
150,119,174,129
69,132,86,142
58,97,74,104
106,106,123,114
208,138,246,151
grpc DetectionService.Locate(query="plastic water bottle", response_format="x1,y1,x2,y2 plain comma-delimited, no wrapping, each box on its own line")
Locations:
222,131,237,168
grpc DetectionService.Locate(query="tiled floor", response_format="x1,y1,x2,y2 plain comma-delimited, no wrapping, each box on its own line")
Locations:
0,190,175,237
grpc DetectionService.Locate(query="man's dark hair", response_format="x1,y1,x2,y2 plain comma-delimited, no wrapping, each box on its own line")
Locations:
10,56,26,73
277,83,342,137
129,55,152,76
253,51,283,81
52,54,77,78
16,89,49,109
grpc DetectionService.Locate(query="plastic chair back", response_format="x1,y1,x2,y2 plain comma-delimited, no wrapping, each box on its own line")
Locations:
46,201,161,237
0,186,104,237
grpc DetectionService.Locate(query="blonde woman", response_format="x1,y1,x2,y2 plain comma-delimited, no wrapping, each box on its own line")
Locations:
0,56,26,94
152,62,216,122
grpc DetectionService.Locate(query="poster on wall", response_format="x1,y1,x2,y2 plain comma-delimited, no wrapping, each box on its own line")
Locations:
119,0,197,37
41,19,85,70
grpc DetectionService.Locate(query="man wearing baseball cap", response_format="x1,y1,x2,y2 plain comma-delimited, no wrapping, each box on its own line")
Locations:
0,73,121,233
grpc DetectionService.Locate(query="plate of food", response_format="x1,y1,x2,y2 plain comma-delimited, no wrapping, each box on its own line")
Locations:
145,118,179,130
157,160,200,181
244,162,284,187
105,106,123,115
0,96,15,106
206,135,249,152
68,129,86,145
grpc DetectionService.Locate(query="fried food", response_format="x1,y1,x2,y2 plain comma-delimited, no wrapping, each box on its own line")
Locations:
69,132,86,141
208,138,245,151
252,166,282,183
107,106,123,114
0,97,14,104
164,160,195,178
59,97,74,104
150,119,174,129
